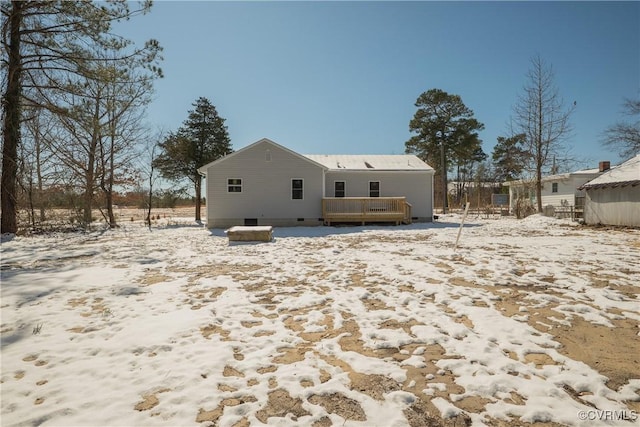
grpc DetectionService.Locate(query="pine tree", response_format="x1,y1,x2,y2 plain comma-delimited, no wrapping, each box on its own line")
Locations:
492,134,529,182
405,88,484,213
1,0,162,233
154,97,232,221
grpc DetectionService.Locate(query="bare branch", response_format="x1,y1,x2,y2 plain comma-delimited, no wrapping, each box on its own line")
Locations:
511,55,575,213
601,98,640,159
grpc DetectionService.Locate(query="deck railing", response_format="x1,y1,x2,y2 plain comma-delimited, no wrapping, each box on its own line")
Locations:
322,197,412,225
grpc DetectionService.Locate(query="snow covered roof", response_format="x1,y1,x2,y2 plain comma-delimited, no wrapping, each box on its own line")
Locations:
569,168,601,175
303,154,434,171
198,139,435,174
503,168,601,186
580,154,640,189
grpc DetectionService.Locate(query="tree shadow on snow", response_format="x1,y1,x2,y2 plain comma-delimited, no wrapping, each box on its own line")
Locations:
150,219,207,230
207,220,480,240
0,278,65,349
0,326,30,349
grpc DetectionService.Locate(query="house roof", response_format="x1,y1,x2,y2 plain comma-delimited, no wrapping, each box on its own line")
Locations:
503,168,601,186
197,138,328,175
579,154,640,190
303,154,434,171
198,138,435,174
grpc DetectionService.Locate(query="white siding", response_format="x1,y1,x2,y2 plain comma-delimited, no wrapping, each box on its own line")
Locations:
539,176,589,207
325,170,433,220
584,186,640,227
205,140,325,227
508,173,599,211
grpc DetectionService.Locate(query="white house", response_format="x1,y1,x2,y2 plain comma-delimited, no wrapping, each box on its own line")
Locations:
503,165,606,213
580,154,640,227
197,138,435,228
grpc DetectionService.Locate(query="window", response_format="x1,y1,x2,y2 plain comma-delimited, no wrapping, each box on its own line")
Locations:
369,181,380,197
334,181,345,198
227,178,242,193
292,179,303,199
265,149,271,161
552,182,558,193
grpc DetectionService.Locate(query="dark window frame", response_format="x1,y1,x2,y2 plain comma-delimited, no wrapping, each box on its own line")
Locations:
292,179,304,200
227,178,242,193
369,181,380,197
334,181,346,198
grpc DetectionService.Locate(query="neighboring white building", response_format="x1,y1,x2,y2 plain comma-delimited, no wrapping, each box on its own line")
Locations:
503,165,606,213
447,181,502,194
197,138,435,228
580,154,640,227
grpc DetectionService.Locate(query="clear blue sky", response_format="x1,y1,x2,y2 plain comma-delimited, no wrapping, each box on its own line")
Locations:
119,1,639,168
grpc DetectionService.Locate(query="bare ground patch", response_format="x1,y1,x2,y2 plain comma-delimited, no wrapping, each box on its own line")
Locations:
255,389,310,423
134,388,170,412
141,223,639,426
553,317,640,391
308,393,366,422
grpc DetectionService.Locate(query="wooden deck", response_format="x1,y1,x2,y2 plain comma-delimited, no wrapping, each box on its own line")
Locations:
322,197,412,226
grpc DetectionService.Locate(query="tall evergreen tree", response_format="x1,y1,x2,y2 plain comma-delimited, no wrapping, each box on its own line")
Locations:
154,97,232,221
405,88,484,213
1,0,162,233
452,142,487,204
492,134,529,182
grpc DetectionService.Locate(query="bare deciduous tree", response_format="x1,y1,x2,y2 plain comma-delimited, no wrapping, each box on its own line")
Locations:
602,98,640,160
34,51,153,229
1,0,162,233
20,107,59,226
96,58,153,228
512,55,575,213
138,133,163,231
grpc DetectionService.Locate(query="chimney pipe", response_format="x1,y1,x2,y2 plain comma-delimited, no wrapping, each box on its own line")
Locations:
599,161,610,172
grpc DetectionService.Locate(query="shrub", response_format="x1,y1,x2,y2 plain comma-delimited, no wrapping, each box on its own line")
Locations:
515,198,535,219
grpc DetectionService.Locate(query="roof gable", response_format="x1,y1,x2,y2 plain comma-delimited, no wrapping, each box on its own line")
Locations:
197,138,327,174
199,138,436,174
580,154,640,189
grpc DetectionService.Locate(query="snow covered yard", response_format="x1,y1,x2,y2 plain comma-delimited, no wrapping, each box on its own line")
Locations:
1,215,639,427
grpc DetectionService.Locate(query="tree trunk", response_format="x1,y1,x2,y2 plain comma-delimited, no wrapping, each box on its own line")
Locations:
36,128,46,223
456,163,461,204
27,169,35,228
535,142,543,214
440,141,448,214
195,175,202,221
82,178,94,225
536,73,544,213
83,95,101,226
105,187,116,227
105,132,117,228
536,165,543,213
1,1,23,234
147,179,153,231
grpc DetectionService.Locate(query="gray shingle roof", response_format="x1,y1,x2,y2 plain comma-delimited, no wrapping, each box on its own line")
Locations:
303,154,433,171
